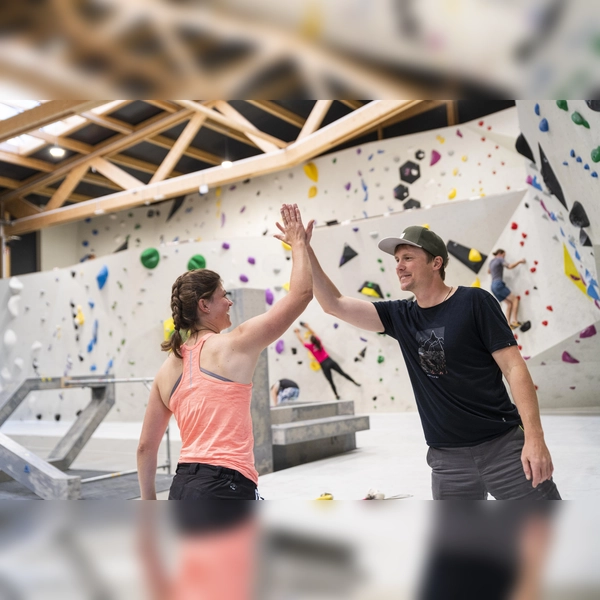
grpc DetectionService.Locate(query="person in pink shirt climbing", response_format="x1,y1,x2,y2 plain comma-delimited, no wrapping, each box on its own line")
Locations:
137,204,312,500
294,322,361,400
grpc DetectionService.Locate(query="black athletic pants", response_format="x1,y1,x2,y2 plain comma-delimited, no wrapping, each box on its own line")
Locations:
320,357,358,398
169,463,258,500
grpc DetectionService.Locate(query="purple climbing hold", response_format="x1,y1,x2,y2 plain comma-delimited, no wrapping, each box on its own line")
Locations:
333,323,339,329
222,242,230,250
265,289,274,305
239,274,248,283
430,150,441,166
275,339,285,354
248,257,256,265
539,118,549,132
221,213,226,227
344,182,351,191
352,227,359,232
357,148,362,154
240,206,246,213
580,324,597,338
561,351,579,364
456,129,463,137
359,337,367,342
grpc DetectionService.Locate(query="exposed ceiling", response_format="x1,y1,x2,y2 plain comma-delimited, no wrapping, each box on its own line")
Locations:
0,99,514,236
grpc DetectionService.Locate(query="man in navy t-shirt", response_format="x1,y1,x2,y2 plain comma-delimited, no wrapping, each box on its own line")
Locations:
305,221,560,499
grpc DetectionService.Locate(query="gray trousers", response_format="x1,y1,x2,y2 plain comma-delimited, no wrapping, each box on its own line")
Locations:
426,426,561,500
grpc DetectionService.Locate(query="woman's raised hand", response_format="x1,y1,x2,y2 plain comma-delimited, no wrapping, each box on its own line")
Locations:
274,203,307,247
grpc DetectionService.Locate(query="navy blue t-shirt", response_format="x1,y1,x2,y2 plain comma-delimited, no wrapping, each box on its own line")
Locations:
374,286,521,447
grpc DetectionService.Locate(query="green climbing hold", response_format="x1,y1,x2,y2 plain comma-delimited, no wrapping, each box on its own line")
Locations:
377,355,385,364
188,254,206,270
134,223,141,230
556,100,568,111
140,248,160,269
572,112,590,129
377,258,383,263
591,147,600,163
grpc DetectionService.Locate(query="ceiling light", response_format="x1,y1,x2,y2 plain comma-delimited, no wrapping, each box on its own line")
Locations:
49,145,65,158
221,160,233,169
199,184,209,195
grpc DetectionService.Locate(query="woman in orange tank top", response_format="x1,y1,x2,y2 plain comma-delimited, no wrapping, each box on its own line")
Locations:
137,204,313,500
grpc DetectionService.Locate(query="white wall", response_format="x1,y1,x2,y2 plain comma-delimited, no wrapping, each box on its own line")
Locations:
39,221,79,271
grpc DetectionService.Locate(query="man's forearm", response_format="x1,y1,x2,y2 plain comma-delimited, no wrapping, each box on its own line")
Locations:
308,245,343,314
508,364,545,438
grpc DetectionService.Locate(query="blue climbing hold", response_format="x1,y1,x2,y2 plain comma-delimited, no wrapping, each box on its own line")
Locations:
82,240,89,247
539,118,549,132
584,164,590,170
531,175,543,190
576,156,582,163
592,172,598,178
535,103,540,115
24,465,30,474
570,149,575,157
563,162,568,166
90,364,97,372
96,265,108,290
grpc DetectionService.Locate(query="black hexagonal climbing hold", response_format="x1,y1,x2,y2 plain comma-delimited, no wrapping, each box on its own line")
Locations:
415,150,425,160
586,101,600,112
404,198,421,210
393,184,409,201
399,161,421,184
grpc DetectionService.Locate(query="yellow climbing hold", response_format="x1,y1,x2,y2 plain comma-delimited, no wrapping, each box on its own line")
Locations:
436,135,445,144
163,317,175,341
422,223,430,229
453,167,459,176
448,188,457,199
282,282,290,292
468,248,483,262
308,186,318,198
310,359,321,371
461,155,468,162
75,306,85,326
361,287,381,298
215,187,222,198
316,492,333,500
303,162,319,182
281,241,291,251
471,278,481,288
563,244,588,297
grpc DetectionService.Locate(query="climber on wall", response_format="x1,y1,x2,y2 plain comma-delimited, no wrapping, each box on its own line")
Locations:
488,249,526,329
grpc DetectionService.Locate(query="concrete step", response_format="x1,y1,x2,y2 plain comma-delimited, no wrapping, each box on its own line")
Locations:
272,415,370,445
270,400,355,425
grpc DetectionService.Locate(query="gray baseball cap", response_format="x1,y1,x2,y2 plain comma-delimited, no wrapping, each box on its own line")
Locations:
378,225,448,261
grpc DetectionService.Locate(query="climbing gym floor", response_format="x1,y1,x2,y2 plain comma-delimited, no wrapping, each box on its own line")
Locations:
1,411,599,500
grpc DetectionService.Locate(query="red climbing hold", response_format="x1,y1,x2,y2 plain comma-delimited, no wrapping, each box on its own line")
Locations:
481,137,486,142
522,233,527,238
479,120,484,126
511,222,518,230
525,290,530,295
517,296,521,300
530,267,536,273
487,126,492,130
518,345,522,350
542,320,548,326
546,305,553,311
534,260,538,265
519,241,525,246
534,385,538,390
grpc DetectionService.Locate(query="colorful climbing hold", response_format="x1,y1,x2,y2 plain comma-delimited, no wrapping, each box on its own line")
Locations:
471,278,481,288
511,222,518,230
448,188,456,200
239,274,249,283
275,340,285,354
468,248,483,262
308,186,318,198
591,147,600,163
265,289,274,306
96,265,109,290
571,112,590,128
430,150,441,166
187,254,206,270
561,351,579,364
377,355,385,364
140,248,160,269
556,100,568,111
534,103,540,115
580,324,597,338
303,162,318,182
539,118,549,132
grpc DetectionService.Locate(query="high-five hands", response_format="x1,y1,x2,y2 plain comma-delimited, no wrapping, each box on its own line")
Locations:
274,203,307,247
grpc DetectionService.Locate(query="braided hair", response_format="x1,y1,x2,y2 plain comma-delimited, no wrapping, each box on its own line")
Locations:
161,269,222,359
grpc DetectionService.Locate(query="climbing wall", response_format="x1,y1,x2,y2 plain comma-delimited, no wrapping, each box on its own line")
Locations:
43,108,525,267
475,100,600,408
9,103,597,420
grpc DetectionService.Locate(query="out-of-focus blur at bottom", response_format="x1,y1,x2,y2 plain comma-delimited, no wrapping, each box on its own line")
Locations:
0,501,598,599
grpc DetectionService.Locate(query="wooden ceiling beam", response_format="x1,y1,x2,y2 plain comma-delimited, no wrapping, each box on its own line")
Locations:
0,150,54,172
214,101,279,153
149,135,222,166
246,101,305,128
0,101,106,144
6,101,412,235
339,100,364,110
4,198,44,219
143,100,179,113
297,100,333,140
44,163,89,211
150,113,207,184
81,112,134,135
176,100,288,149
89,157,145,190
0,108,194,205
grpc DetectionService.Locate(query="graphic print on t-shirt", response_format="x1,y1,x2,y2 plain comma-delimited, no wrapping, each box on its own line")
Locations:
416,327,447,377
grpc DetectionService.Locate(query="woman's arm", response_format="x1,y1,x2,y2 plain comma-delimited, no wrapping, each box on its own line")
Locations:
232,204,313,356
137,378,172,500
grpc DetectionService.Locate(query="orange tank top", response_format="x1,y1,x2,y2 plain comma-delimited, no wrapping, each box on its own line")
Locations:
170,333,258,485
